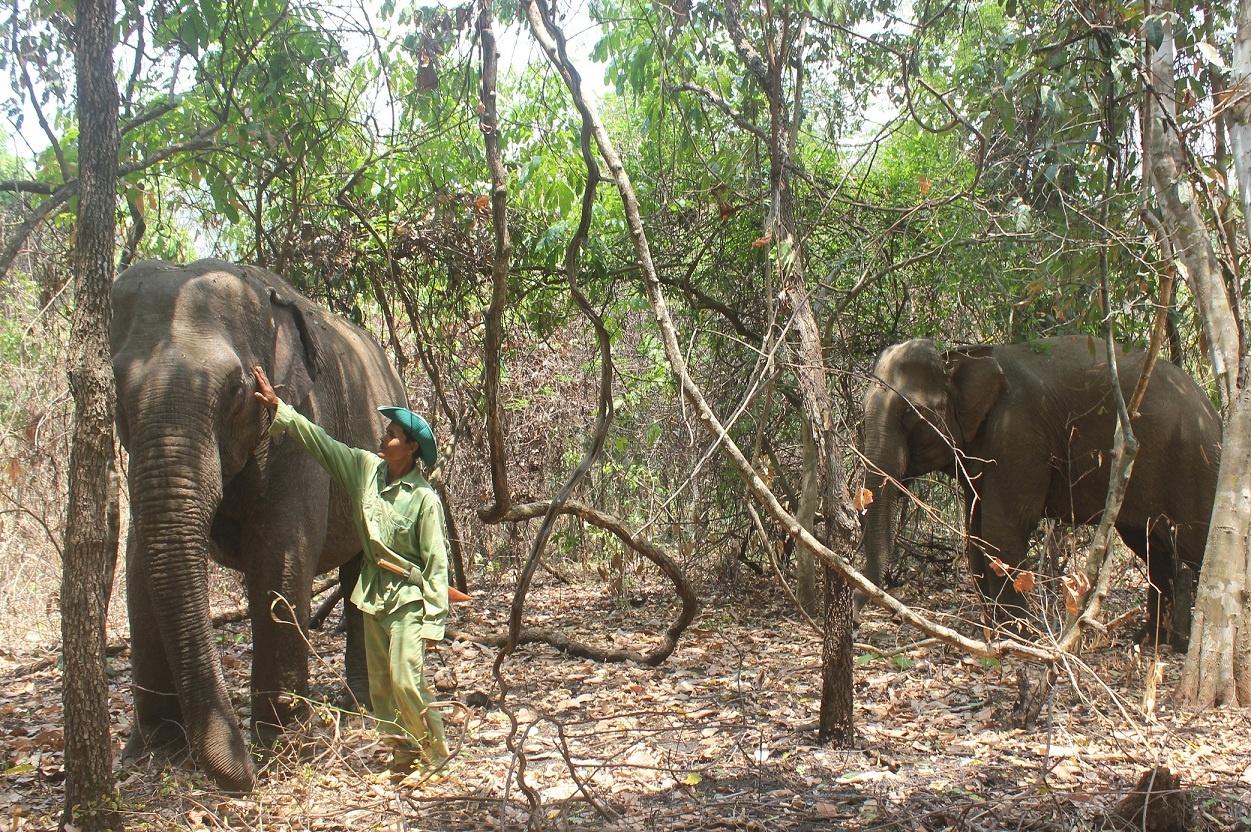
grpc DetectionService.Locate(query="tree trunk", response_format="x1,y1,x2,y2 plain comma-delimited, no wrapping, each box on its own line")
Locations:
721,0,856,744
476,0,514,523
1231,0,1251,248
1179,389,1251,704
1144,0,1240,408
61,0,121,825
1177,0,1251,706
795,423,819,614
1148,0,1251,705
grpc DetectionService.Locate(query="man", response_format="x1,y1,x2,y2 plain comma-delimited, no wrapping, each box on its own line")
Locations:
252,366,450,775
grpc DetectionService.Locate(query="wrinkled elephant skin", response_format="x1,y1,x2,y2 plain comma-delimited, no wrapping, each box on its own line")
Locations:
111,259,405,791
859,336,1220,649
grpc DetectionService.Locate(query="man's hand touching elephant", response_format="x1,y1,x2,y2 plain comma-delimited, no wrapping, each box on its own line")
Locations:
252,366,280,410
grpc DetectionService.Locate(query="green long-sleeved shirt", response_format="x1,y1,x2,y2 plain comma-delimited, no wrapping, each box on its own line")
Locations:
269,401,448,640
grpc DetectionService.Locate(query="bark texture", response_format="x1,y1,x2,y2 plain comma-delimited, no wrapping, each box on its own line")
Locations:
61,0,121,825
1163,0,1251,705
477,0,514,522
1145,1,1240,406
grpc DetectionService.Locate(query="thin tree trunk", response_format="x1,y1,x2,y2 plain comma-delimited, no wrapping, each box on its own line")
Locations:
1177,0,1251,706
796,423,819,614
1230,0,1251,236
61,0,121,826
477,0,513,522
1145,0,1240,407
722,0,856,746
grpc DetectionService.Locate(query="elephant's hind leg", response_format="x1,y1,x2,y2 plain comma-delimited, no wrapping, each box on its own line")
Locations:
121,528,188,762
339,553,371,711
1117,522,1189,650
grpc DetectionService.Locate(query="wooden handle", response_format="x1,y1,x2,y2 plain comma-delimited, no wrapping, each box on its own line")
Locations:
376,558,472,603
375,558,408,578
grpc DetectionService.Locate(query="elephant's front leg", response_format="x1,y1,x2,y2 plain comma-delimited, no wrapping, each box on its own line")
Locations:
242,506,327,743
966,479,1045,639
121,526,187,760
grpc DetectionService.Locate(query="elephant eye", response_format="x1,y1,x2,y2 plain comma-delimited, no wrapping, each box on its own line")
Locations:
226,375,248,411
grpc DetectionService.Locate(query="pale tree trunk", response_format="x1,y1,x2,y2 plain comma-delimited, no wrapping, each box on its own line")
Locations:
1156,0,1251,706
1145,0,1240,407
795,423,819,614
1181,392,1251,705
1232,0,1251,234
61,0,121,826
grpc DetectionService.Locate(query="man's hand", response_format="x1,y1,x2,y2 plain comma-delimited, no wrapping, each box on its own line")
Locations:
252,366,280,410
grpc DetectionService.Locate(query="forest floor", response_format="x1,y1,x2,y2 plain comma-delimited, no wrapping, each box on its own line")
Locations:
2,564,1251,831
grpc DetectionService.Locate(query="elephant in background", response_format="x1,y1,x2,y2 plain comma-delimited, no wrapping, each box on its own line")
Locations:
111,259,406,792
859,336,1220,648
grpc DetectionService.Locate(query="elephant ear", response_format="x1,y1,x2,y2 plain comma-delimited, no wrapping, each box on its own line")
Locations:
945,348,1005,443
268,287,321,407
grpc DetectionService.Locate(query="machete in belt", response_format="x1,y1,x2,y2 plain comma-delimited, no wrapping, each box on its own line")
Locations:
375,548,471,603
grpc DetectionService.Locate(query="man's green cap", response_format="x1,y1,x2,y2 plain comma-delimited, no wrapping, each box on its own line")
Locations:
377,406,437,466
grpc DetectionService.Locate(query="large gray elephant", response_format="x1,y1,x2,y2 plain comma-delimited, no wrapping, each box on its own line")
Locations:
111,259,407,791
860,336,1220,648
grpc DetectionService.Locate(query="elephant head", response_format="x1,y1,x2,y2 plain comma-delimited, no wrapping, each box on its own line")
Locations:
858,339,1005,603
111,259,321,791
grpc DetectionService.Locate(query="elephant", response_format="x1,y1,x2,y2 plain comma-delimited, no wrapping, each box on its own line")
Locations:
111,259,407,792
859,336,1220,648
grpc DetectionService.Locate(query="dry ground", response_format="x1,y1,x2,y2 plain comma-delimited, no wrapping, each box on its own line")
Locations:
2,567,1250,831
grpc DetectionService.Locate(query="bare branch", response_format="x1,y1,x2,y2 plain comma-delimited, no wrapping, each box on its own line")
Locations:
0,180,55,194
19,56,68,181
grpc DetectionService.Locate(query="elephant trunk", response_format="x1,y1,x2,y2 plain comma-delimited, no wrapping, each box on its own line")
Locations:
128,421,256,793
858,419,908,611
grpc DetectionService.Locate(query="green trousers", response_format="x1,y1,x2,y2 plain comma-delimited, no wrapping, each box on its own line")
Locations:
363,601,449,765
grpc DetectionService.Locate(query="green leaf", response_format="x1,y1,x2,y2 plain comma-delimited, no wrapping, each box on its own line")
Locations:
892,655,913,670
1144,15,1164,51
682,771,702,786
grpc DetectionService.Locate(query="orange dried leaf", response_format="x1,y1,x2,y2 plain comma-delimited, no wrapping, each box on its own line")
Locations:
751,234,772,249
1063,572,1091,616
988,555,1009,577
852,487,875,513
473,195,491,215
1013,570,1037,594
918,175,931,196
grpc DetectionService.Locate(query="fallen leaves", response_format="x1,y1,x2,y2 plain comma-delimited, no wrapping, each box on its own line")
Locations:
1,576,1249,829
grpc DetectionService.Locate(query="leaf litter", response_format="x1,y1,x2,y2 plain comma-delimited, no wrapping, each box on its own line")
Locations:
1,574,1249,830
